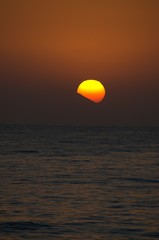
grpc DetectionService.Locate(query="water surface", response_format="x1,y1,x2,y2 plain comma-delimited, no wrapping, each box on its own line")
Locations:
0,125,159,239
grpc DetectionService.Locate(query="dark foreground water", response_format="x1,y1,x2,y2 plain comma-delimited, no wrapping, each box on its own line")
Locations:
0,125,158,240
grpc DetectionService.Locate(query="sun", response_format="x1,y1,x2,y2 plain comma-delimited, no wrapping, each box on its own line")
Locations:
77,79,106,103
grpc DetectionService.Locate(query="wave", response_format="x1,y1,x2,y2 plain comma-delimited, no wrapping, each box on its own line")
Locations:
0,221,52,232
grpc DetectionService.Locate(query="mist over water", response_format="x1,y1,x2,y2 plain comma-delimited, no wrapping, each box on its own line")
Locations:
0,125,159,239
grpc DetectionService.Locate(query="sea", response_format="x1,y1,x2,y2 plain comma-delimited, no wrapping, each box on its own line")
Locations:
0,125,158,240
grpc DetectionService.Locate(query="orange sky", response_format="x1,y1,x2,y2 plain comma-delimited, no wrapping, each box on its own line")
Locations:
1,0,159,125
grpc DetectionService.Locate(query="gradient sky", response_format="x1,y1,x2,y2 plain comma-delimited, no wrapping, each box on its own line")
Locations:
1,0,159,126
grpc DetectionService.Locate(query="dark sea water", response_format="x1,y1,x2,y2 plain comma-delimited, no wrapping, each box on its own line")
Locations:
0,125,159,240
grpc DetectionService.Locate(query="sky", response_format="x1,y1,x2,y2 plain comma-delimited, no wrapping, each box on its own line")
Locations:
1,0,159,126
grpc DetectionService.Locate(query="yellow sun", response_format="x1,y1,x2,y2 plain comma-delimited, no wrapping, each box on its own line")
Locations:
77,80,106,103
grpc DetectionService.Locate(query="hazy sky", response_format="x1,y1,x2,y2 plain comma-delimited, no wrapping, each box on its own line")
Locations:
1,0,159,126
